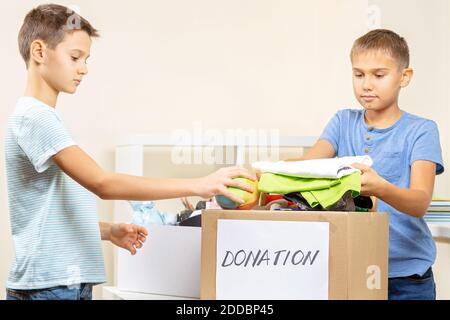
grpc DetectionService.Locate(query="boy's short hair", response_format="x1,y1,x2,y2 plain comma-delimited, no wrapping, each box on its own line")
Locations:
351,29,410,69
18,4,99,68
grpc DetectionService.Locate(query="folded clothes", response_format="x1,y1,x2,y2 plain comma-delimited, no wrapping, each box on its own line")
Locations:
258,172,361,209
283,193,316,211
300,173,361,209
258,173,341,194
252,155,373,179
320,190,355,211
283,191,367,212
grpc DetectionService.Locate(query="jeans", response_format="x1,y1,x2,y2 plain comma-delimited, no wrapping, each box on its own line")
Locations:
388,267,436,300
6,283,93,300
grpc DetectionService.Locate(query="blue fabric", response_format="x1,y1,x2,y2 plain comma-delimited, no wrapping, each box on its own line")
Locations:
129,201,178,225
4,97,106,290
320,109,444,278
388,267,436,300
6,283,93,300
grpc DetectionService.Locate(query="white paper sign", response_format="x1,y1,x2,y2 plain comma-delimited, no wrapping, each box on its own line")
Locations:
216,219,329,300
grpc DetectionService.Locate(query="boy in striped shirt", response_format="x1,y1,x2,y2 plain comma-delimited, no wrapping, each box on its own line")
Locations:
5,4,254,300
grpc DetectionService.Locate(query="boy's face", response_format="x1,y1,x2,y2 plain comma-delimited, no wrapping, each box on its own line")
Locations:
40,30,92,94
351,50,412,112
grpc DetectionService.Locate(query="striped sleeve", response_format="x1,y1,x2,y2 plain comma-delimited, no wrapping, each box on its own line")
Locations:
17,109,75,173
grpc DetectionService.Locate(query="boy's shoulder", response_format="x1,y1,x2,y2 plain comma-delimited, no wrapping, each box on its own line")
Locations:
398,111,439,134
15,97,55,113
7,97,63,141
402,111,437,124
11,97,59,124
331,108,364,123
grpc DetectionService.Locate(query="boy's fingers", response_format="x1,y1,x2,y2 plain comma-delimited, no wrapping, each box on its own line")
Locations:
233,169,257,181
127,244,137,255
137,226,148,236
351,163,370,171
225,167,256,181
135,239,144,246
351,162,361,168
360,174,368,185
138,234,146,243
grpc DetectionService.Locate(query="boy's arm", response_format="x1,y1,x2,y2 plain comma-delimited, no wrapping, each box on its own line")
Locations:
287,139,336,161
352,160,436,218
52,146,255,203
99,222,148,255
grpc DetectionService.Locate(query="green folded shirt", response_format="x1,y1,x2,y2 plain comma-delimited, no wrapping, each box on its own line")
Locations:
258,172,361,209
300,173,360,209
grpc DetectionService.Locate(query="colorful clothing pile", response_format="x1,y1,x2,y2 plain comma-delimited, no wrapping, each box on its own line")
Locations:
252,156,373,211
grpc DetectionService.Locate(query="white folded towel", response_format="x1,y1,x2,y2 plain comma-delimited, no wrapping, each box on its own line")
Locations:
252,155,373,179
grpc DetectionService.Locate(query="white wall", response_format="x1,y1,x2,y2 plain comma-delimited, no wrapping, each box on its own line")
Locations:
1,0,410,299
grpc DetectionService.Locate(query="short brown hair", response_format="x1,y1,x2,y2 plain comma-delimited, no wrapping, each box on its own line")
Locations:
18,4,99,68
351,29,410,69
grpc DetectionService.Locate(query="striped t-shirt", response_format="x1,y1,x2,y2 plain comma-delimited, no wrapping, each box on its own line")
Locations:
4,97,106,290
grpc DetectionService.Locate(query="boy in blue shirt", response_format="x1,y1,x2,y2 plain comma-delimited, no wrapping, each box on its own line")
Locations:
5,4,254,300
297,29,444,300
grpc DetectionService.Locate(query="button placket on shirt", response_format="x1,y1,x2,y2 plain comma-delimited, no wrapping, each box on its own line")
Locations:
364,127,375,154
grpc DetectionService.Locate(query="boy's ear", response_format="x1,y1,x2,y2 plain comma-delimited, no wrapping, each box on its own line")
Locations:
29,39,47,65
400,68,414,88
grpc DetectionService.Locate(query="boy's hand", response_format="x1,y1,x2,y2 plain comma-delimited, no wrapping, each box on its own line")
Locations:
351,163,387,198
194,166,257,204
110,223,148,255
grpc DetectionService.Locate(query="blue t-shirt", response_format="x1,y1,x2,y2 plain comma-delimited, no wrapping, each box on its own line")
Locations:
4,97,106,289
320,108,444,278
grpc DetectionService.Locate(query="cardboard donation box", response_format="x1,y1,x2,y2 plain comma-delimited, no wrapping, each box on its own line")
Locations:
201,210,389,300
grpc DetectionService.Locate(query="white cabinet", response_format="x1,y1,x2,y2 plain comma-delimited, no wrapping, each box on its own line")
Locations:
112,134,317,297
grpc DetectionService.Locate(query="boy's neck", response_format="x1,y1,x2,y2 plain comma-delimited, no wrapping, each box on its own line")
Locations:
364,104,403,129
24,67,59,108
